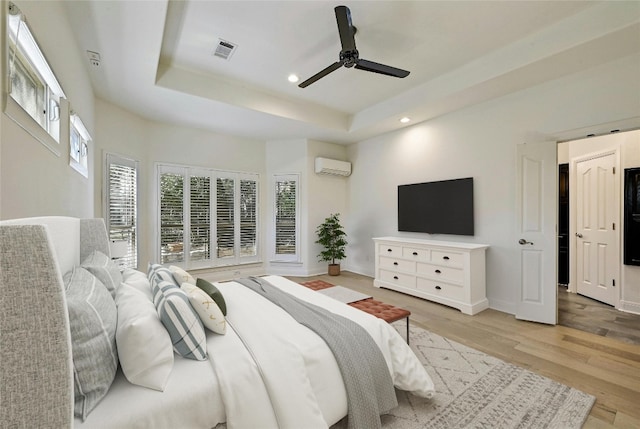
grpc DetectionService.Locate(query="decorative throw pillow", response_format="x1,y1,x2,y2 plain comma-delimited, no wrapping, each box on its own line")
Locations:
64,267,118,420
181,283,226,335
81,250,122,298
148,263,177,287
149,264,207,361
122,267,153,300
196,278,227,316
169,265,196,286
115,282,174,391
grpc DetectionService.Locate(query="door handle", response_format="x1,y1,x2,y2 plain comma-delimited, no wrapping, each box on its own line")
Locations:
518,238,534,245
575,233,583,238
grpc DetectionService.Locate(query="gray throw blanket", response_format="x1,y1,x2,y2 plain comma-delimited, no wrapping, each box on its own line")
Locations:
235,277,397,429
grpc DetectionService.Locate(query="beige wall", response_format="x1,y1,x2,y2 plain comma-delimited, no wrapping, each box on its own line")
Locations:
0,1,95,220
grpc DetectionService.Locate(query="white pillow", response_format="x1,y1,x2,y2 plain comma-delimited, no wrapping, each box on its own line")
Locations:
122,267,153,300
182,283,226,335
115,282,174,391
169,265,196,285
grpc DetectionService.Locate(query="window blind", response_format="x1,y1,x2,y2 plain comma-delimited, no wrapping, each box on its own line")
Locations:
190,175,211,262
275,178,297,256
216,177,235,259
160,172,185,264
106,154,138,269
240,179,258,257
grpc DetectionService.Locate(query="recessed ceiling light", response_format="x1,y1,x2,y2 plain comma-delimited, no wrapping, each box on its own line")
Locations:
288,74,299,83
400,117,411,123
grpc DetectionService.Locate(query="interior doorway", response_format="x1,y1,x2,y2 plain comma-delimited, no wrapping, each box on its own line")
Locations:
558,163,569,287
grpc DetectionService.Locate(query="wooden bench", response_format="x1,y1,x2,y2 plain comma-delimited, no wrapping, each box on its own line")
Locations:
300,280,411,344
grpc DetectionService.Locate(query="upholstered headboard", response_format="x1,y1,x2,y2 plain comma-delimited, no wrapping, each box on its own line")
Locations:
0,216,110,428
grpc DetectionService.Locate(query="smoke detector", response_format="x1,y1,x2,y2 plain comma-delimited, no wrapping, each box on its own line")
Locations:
213,39,237,60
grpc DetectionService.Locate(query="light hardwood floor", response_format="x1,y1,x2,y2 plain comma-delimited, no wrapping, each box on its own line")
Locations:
286,272,640,429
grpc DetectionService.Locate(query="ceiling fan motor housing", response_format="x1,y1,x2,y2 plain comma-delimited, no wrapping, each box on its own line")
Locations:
340,50,359,68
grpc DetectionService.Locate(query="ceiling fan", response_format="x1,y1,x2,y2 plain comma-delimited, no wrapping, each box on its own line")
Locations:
298,5,410,88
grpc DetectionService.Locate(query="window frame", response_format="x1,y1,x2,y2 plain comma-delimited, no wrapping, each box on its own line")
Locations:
104,153,139,270
5,5,66,155
156,163,260,269
272,173,300,263
69,112,90,178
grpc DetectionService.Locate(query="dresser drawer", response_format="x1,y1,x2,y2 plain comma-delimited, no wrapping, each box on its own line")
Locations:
379,269,416,288
416,262,464,283
416,277,466,301
379,256,415,272
431,250,464,267
379,244,402,258
402,246,429,261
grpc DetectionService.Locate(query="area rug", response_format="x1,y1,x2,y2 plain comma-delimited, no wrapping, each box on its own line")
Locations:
371,323,596,429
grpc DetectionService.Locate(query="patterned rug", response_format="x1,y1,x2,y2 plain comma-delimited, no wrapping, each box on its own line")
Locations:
373,323,595,429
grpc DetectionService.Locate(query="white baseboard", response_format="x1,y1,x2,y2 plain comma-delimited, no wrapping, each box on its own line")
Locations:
619,300,640,315
487,297,515,315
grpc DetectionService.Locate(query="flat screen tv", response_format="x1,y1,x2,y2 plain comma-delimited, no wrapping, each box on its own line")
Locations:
398,177,474,235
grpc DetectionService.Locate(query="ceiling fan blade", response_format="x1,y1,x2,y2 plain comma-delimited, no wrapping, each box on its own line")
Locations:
334,5,356,52
298,61,343,88
354,59,410,78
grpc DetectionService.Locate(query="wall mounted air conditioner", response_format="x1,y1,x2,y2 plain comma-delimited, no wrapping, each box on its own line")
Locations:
314,157,352,177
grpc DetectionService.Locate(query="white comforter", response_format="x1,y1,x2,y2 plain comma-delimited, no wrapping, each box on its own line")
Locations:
211,276,435,429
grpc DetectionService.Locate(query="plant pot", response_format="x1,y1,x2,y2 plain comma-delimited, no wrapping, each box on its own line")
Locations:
328,263,340,276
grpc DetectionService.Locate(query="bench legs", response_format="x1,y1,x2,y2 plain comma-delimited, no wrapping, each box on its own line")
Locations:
406,317,410,345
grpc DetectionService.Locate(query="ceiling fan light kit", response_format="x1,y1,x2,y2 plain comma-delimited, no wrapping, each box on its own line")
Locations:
299,5,410,88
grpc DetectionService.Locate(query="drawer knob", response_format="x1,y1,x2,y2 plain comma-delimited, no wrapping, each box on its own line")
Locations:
412,251,418,256
393,276,399,280
443,256,450,260
435,269,441,274
393,262,398,266
435,285,442,290
387,248,392,252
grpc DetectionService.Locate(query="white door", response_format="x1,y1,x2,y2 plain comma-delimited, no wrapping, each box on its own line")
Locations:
515,142,557,324
575,152,619,306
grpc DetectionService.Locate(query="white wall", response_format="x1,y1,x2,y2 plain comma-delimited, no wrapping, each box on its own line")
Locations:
346,53,640,314
306,140,349,275
266,139,348,276
95,98,265,272
0,1,95,220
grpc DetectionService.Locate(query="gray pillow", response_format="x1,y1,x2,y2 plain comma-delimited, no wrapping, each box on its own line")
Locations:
64,267,118,420
148,264,207,361
81,250,122,298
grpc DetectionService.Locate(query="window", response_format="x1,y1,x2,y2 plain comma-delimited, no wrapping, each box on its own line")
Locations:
273,174,300,262
6,3,66,153
157,164,259,268
69,112,91,178
105,154,138,269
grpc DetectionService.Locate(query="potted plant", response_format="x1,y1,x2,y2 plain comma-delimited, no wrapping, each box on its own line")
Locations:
315,213,347,276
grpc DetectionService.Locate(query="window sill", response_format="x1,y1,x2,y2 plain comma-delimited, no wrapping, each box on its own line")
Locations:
4,95,61,156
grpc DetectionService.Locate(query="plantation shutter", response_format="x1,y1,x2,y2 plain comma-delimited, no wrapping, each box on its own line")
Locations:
190,174,211,263
216,176,235,259
106,154,138,269
160,169,185,264
274,174,299,261
240,178,258,257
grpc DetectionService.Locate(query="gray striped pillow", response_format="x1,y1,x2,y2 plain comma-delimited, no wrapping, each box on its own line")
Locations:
81,250,122,298
64,267,118,420
148,264,207,361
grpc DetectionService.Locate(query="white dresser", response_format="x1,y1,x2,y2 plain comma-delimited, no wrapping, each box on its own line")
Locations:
373,237,489,315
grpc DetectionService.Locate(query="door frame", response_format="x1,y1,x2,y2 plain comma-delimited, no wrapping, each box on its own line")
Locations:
515,141,558,325
568,148,621,307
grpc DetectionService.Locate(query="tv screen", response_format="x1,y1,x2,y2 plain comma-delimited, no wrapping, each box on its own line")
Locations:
398,177,474,235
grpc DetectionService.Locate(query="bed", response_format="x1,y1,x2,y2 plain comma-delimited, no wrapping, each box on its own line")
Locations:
0,216,434,428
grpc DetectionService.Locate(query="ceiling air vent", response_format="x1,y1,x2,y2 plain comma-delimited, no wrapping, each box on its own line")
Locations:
213,39,237,60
